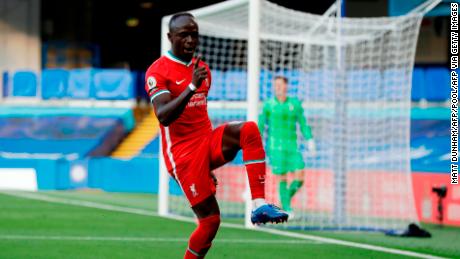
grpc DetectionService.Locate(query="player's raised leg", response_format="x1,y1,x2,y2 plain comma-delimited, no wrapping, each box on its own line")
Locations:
221,121,289,224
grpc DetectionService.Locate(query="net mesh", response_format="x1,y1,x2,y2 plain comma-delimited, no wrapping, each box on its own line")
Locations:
165,0,422,231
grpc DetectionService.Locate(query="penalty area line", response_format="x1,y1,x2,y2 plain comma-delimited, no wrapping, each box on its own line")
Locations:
0,191,448,259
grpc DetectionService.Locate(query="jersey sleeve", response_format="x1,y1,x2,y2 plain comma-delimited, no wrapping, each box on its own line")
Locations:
145,67,170,103
296,99,313,140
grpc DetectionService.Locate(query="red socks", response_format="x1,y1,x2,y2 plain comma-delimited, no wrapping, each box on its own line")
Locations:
184,214,221,259
239,121,266,200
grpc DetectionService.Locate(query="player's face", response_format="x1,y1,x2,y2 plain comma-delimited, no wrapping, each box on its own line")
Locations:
274,78,287,102
168,17,199,62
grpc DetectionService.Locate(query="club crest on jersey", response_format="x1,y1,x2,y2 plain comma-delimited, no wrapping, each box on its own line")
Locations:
147,76,157,92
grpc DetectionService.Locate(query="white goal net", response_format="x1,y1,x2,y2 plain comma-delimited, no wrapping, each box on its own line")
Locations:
159,0,439,231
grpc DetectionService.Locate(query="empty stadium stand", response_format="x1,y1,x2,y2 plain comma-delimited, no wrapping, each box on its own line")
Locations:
111,110,159,159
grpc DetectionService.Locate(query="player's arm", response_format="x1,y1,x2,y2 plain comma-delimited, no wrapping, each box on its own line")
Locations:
153,57,207,126
296,99,316,155
296,99,312,140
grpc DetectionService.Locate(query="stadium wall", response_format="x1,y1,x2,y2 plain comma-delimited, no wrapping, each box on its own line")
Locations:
0,156,182,195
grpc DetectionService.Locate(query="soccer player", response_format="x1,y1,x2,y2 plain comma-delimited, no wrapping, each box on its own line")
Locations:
258,76,316,215
145,13,288,259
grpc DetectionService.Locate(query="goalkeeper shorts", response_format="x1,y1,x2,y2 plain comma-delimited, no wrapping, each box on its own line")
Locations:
268,149,305,175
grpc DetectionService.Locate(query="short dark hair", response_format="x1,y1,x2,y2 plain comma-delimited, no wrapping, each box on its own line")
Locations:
274,75,288,84
169,12,195,32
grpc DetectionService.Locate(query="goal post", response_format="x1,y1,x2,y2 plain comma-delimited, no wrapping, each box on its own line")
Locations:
158,0,442,231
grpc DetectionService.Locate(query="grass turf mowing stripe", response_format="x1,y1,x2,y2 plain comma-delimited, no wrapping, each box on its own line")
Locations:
0,191,448,259
0,235,321,244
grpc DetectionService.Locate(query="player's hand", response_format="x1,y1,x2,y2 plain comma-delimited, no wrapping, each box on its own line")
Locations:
192,55,207,88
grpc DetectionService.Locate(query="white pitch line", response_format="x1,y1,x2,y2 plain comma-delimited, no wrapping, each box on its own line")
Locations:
0,235,319,244
0,191,448,259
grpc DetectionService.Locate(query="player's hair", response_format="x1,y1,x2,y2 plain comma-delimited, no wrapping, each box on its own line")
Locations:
274,75,288,84
169,12,195,32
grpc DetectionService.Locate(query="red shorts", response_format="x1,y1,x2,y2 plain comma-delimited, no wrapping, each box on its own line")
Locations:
170,124,228,207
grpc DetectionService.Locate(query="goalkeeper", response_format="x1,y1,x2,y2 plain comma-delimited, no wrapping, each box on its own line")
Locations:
258,76,316,213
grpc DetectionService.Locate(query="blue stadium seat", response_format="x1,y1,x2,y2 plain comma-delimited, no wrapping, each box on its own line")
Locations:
12,71,37,97
425,67,450,101
300,70,336,101
346,69,380,101
67,68,94,99
42,69,69,99
382,69,410,101
411,67,425,101
93,69,134,100
260,69,274,100
208,69,226,100
225,70,247,100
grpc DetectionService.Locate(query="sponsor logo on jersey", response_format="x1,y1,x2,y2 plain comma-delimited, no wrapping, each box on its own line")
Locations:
187,93,207,108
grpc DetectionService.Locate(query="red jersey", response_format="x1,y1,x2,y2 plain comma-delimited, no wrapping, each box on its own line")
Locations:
145,51,212,174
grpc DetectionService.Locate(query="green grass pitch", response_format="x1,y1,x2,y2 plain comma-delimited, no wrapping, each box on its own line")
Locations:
0,191,458,258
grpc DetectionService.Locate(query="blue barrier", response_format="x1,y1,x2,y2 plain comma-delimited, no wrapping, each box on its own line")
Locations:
0,156,185,194
425,67,450,101
88,157,157,193
42,69,69,99
67,69,94,99
12,71,37,97
87,157,182,194
0,158,66,190
141,136,160,155
93,69,134,100
411,67,425,101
